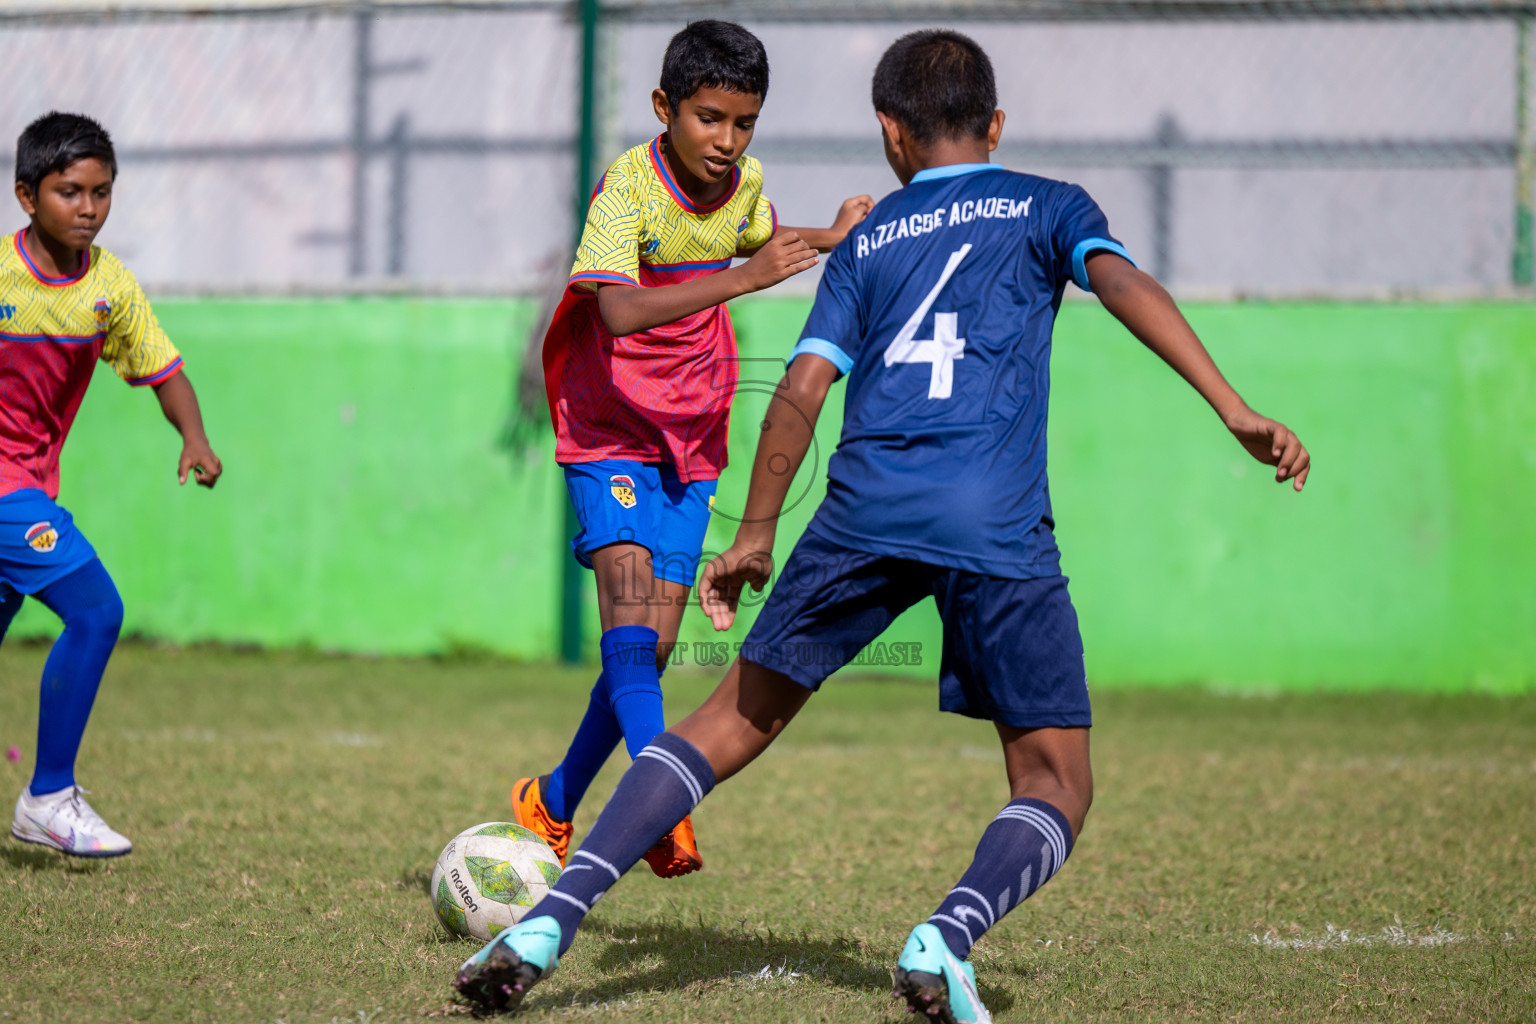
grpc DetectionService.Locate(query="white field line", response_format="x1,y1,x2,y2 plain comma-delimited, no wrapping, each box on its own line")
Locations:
544,963,807,1016
322,731,381,747
731,963,807,986
119,727,382,747
1251,924,1466,950
1299,755,1536,778
550,992,652,1017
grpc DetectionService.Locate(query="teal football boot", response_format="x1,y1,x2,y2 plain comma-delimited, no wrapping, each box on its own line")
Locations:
453,915,562,1013
892,922,992,1024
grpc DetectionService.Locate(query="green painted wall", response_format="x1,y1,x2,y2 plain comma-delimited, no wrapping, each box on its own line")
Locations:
8,297,1533,693
11,300,562,659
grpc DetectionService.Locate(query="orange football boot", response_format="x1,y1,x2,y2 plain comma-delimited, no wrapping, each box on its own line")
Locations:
510,775,573,866
642,813,703,878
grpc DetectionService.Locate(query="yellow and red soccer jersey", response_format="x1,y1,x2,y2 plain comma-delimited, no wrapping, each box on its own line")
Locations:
0,229,183,498
543,133,778,481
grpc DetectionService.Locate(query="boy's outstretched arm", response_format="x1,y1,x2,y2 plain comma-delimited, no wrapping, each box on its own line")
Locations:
152,372,223,488
746,195,875,255
1086,253,1311,491
699,353,841,631
596,231,818,338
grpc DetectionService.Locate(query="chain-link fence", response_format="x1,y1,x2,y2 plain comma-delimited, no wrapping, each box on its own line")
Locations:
3,0,1533,296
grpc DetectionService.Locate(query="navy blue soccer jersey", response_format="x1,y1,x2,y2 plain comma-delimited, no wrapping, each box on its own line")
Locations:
787,163,1134,579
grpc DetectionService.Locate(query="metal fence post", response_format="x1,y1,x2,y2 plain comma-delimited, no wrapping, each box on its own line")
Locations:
386,112,410,276
349,1,374,277
560,0,601,665
1515,14,1534,287
1149,114,1178,284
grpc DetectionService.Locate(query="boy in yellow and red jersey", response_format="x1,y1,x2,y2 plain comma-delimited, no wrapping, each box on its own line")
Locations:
3,112,222,858
511,21,871,878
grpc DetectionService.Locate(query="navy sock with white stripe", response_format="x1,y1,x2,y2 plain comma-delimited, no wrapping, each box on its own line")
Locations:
527,731,714,954
928,797,1074,960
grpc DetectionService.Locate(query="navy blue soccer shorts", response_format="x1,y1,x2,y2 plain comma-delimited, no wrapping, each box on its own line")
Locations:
562,459,718,587
0,489,100,596
740,527,1091,729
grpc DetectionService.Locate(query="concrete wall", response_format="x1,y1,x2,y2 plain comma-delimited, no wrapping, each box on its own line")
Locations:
7,297,1532,693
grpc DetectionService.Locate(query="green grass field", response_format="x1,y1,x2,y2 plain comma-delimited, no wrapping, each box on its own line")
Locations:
0,645,1532,1023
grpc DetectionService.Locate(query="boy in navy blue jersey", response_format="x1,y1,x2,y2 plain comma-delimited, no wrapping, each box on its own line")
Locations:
455,30,1310,1020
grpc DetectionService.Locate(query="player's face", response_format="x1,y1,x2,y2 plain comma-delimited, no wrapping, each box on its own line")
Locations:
653,86,762,187
17,158,114,251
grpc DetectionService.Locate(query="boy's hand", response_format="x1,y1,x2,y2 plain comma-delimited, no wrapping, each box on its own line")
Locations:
699,541,774,632
751,199,873,256
178,439,223,488
831,195,875,236
737,232,818,293
1225,408,1310,491
153,373,222,488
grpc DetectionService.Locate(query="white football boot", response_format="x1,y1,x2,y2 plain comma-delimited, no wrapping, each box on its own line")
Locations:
12,785,133,858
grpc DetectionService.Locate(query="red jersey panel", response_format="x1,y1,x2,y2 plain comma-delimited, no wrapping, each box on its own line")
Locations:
543,135,776,483
0,231,183,498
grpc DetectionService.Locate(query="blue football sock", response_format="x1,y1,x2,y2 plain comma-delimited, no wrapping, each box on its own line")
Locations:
529,732,714,954
544,676,622,821
600,625,664,759
928,798,1075,960
29,561,123,797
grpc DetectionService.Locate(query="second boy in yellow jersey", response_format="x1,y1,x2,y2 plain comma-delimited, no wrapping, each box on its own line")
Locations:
3,113,223,859
514,21,872,879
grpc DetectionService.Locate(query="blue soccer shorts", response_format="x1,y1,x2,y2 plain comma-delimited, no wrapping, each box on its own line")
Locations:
562,459,718,587
0,489,100,596
740,527,1091,729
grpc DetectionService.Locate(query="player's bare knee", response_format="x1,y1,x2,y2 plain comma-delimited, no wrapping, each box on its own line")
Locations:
598,571,650,611
1003,751,1092,835
1068,774,1094,837
592,544,661,621
734,660,810,735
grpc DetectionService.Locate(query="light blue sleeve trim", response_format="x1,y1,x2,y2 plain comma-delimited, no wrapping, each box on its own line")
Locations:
909,162,1004,184
1071,237,1136,292
787,337,854,377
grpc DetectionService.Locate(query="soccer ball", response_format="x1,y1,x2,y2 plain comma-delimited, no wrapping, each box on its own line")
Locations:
429,822,562,941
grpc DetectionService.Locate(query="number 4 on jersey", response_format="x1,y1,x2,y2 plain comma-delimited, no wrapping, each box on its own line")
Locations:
883,243,972,399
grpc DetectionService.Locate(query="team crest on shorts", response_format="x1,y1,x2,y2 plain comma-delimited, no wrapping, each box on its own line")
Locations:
609,475,638,509
24,522,58,553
